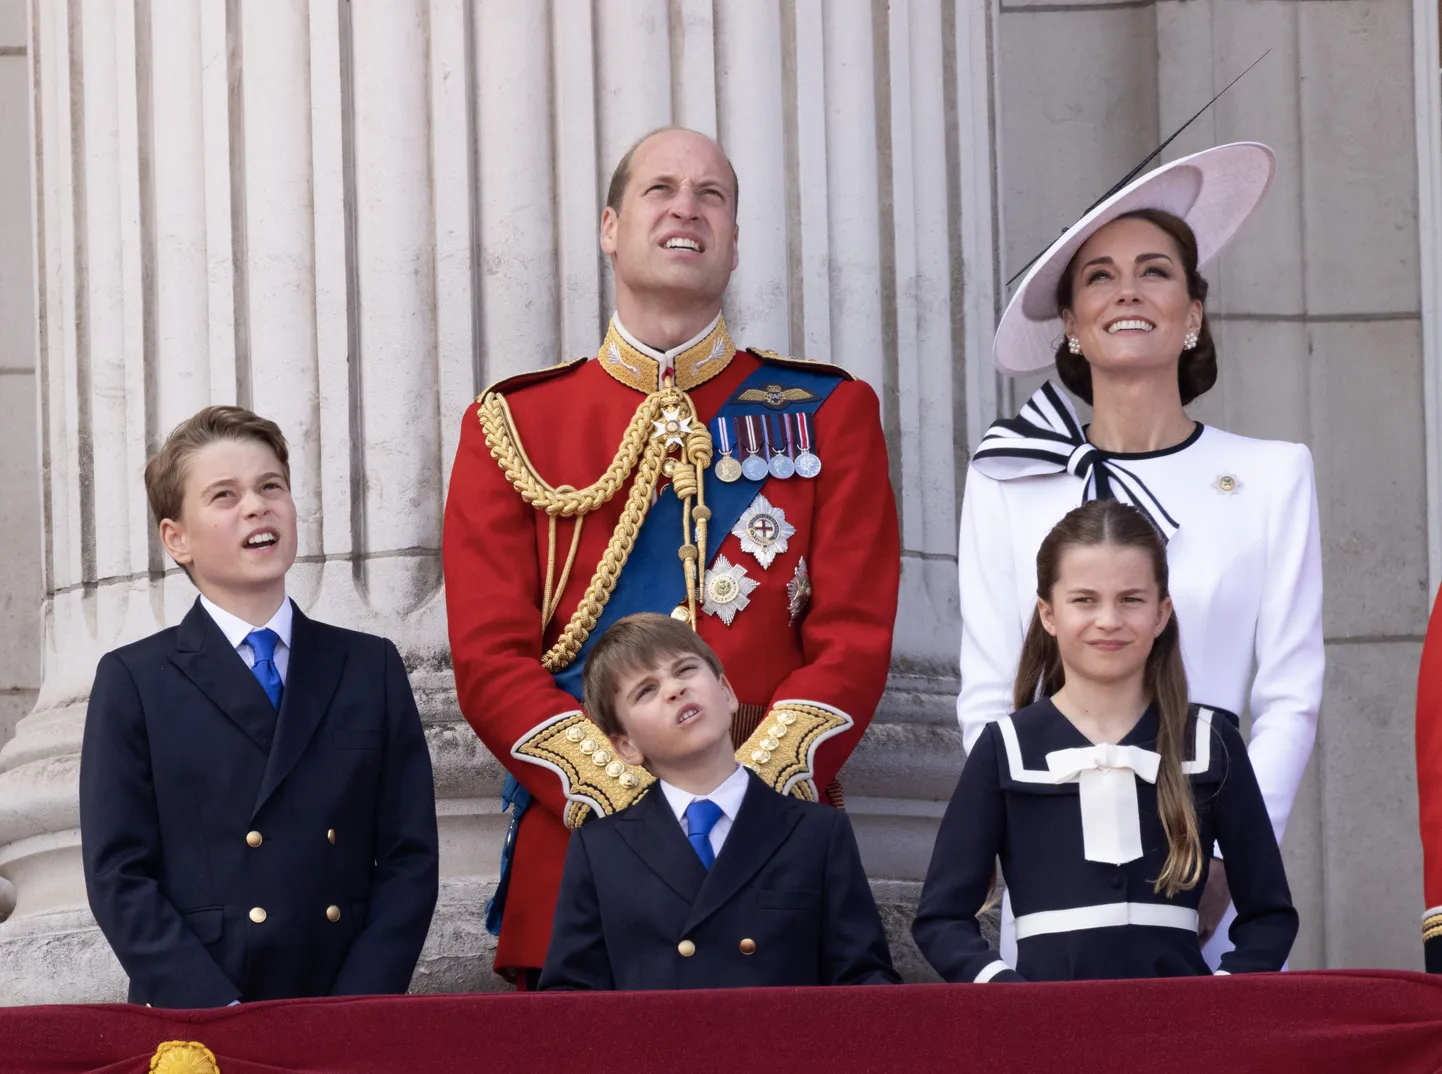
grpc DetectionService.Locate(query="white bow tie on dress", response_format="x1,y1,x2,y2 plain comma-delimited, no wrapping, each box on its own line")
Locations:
1045,742,1162,865
969,380,1181,541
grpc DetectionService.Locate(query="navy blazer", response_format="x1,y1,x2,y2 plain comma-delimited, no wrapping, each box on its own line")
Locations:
79,598,439,1007
539,769,899,990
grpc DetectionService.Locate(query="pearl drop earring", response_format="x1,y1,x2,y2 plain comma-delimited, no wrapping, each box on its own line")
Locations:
1067,337,1082,355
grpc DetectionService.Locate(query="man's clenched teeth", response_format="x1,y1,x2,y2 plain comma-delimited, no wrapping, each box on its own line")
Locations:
663,237,701,252
677,704,701,724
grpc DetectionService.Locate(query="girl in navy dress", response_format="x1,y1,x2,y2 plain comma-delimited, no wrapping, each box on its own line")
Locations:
914,500,1296,982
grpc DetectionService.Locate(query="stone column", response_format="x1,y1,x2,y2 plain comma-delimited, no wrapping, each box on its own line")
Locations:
0,0,40,929
0,0,995,1001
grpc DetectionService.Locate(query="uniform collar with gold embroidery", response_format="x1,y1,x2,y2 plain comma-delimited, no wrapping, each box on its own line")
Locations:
597,313,736,393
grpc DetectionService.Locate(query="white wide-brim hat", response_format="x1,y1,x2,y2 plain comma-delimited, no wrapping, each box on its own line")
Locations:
992,141,1276,375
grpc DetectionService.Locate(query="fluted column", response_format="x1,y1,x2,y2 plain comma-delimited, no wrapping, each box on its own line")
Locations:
0,0,998,1001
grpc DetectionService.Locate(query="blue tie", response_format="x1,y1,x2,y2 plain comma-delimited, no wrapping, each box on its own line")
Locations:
684,799,724,869
245,629,284,710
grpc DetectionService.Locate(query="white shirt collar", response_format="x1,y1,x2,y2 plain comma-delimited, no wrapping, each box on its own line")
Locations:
612,311,723,378
659,763,750,825
199,593,294,652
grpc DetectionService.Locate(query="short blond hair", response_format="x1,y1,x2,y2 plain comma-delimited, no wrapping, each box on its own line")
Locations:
582,613,724,737
144,406,290,525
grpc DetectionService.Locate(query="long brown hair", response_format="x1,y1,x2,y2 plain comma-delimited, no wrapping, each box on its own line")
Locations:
1013,499,1202,897
1053,208,1218,407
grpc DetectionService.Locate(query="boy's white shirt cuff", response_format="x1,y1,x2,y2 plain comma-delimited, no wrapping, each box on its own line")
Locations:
974,959,1013,983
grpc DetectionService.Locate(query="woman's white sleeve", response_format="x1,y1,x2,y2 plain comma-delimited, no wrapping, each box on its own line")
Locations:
1246,442,1325,844
956,466,1027,754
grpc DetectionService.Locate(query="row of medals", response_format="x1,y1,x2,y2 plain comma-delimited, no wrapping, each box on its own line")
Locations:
713,421,821,483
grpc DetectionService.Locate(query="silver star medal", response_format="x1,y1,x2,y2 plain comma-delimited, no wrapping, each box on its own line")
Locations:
787,557,812,626
702,555,759,625
732,493,795,570
652,407,692,450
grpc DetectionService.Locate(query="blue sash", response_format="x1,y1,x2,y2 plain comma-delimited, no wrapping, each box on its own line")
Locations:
485,359,847,938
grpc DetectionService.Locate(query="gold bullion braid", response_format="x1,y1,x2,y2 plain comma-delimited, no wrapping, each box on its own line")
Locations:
478,391,662,517
478,386,689,672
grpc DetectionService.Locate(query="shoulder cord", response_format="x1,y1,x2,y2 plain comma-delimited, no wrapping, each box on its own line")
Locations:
477,384,714,672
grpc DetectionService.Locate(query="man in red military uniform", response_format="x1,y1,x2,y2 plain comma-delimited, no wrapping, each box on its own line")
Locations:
1417,589,1442,972
442,127,899,984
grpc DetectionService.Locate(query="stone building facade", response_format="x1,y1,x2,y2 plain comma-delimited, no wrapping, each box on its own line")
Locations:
0,0,1439,1002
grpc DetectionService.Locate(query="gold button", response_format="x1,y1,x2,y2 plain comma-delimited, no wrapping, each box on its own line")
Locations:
245,831,262,848
620,772,639,788
1219,475,1236,492
249,907,267,924
592,749,611,765
677,939,696,958
565,726,585,742
327,829,336,845
326,905,341,923
580,739,596,754
670,605,691,623
739,938,756,955
751,749,772,764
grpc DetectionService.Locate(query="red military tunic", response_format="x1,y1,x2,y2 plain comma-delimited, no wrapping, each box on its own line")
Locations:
1417,587,1442,971
442,315,900,974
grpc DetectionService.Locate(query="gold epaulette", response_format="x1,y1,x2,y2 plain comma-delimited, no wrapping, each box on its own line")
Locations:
748,348,856,382
478,356,588,401
736,700,854,801
512,712,655,828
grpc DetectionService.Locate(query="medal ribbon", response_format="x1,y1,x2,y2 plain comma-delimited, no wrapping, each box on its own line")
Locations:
550,361,847,703
742,415,762,459
714,416,734,456
760,415,773,458
781,413,796,461
796,413,813,453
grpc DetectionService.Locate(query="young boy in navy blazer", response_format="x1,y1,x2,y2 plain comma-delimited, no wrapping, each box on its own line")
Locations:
539,613,899,990
80,406,439,1007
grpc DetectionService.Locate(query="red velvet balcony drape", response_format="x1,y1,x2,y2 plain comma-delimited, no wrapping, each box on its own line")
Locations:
3,970,1440,1074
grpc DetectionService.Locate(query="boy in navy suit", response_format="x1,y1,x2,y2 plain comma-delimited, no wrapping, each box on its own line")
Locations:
80,406,439,1007
539,613,898,990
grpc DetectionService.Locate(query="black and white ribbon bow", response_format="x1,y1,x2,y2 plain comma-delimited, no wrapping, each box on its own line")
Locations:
970,381,1180,540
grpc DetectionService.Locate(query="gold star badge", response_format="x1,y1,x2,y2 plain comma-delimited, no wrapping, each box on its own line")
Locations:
787,557,812,626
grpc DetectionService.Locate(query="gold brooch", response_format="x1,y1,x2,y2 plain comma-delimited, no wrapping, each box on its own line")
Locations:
1212,474,1241,496
150,1041,221,1074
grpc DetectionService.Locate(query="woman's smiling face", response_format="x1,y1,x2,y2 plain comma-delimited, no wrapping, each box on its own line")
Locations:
1060,215,1203,381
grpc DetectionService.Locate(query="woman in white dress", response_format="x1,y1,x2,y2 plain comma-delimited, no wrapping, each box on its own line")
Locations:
957,143,1324,966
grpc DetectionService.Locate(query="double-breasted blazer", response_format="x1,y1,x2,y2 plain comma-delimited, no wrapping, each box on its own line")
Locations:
80,598,439,1007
